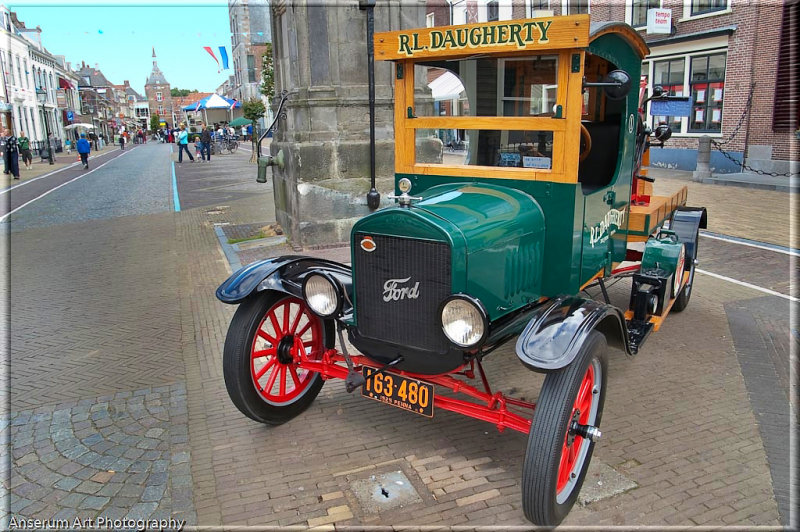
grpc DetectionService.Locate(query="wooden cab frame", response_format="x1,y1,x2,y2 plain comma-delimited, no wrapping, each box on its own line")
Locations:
375,15,592,184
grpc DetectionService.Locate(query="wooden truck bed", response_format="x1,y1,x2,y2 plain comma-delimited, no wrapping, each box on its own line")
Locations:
627,186,688,242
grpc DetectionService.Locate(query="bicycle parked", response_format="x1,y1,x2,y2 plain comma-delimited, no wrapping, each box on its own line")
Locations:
214,135,239,155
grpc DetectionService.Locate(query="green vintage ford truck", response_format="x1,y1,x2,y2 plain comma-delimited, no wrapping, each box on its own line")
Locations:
216,13,706,526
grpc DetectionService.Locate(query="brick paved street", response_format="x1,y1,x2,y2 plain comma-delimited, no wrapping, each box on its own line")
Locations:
1,145,794,529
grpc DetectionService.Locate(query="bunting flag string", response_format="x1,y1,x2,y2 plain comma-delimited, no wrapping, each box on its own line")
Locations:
203,46,220,73
218,46,229,70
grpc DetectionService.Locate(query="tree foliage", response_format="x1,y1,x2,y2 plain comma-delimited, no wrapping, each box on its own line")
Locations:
260,43,274,100
170,88,196,97
149,113,160,132
242,99,266,122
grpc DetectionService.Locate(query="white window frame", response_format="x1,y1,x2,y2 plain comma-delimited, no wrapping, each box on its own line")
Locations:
156,91,162,102
680,0,731,22
642,42,729,137
626,0,662,29
426,12,435,27
526,0,552,18
562,0,590,15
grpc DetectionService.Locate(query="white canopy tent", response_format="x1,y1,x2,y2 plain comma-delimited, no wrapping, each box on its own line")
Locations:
428,71,466,102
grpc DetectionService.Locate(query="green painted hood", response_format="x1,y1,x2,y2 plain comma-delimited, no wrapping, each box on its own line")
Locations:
352,183,546,319
414,183,544,252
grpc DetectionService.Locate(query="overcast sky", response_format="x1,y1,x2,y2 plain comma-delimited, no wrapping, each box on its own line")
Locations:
9,0,236,94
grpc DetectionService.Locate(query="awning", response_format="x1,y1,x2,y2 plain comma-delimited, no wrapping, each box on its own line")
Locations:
182,93,241,111
428,70,465,101
228,116,252,127
58,77,75,90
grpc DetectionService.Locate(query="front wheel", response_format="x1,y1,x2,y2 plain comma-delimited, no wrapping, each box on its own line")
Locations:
522,331,608,526
229,141,238,153
222,291,327,425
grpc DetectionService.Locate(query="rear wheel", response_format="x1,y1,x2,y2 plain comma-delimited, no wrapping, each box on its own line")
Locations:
522,331,608,526
223,291,326,425
672,229,698,312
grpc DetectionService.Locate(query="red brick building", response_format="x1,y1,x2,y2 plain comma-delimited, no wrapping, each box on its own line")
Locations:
426,0,798,175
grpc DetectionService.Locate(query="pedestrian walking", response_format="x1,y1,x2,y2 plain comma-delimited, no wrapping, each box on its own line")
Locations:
18,131,32,170
247,123,252,141
119,132,125,150
2,130,9,175
77,133,91,170
241,125,247,141
200,123,212,162
4,129,20,179
194,135,202,159
177,125,194,163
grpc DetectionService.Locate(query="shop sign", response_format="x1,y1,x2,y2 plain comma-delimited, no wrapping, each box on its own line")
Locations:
647,9,672,34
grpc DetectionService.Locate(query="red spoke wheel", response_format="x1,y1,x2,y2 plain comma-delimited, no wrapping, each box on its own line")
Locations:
522,331,607,527
223,291,327,425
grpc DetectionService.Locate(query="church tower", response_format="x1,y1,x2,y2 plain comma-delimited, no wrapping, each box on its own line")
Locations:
144,48,174,127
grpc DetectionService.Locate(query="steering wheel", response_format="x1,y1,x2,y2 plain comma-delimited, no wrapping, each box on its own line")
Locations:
579,123,592,162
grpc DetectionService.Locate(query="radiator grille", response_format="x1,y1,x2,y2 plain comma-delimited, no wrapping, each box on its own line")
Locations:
354,233,451,351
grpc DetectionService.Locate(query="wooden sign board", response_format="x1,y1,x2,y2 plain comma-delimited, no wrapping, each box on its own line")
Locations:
375,15,589,61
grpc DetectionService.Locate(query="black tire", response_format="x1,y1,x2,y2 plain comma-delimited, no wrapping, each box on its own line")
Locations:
229,141,238,153
672,229,698,312
223,291,327,425
522,331,608,527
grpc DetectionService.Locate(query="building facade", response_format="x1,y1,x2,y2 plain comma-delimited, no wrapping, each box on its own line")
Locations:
144,49,174,128
427,0,798,175
228,0,272,103
1,6,81,151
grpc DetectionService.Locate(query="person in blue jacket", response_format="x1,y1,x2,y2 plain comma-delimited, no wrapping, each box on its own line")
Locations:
77,133,91,169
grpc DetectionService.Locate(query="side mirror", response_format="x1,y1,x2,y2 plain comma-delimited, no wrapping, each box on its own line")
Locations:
654,124,672,144
603,70,632,100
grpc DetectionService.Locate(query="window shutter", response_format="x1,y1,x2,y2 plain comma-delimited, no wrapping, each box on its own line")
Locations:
773,1,798,131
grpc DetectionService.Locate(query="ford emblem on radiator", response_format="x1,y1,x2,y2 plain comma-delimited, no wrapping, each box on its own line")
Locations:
360,236,376,252
383,277,420,302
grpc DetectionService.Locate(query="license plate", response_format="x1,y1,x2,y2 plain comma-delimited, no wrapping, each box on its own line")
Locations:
361,367,434,418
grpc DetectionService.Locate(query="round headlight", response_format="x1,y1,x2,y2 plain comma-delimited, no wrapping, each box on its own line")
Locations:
303,274,339,317
398,177,412,193
440,296,486,348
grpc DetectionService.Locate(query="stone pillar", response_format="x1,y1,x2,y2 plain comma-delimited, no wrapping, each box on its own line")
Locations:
693,135,712,182
268,1,426,246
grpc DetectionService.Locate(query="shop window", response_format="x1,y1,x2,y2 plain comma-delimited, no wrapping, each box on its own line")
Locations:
8,52,15,86
487,1,499,21
247,55,257,83
566,0,589,15
688,53,725,133
773,1,798,131
652,58,685,131
529,0,550,12
690,0,727,16
631,0,660,28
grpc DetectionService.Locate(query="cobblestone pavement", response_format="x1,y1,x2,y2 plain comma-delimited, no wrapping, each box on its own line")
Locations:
174,181,789,527
651,171,798,249
2,149,794,529
3,144,191,527
2,384,194,523
1,143,120,191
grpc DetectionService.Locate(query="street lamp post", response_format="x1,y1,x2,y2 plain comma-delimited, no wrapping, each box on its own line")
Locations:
36,88,54,165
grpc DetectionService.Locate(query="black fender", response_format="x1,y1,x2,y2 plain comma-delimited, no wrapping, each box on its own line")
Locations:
215,255,352,305
669,206,707,261
515,295,633,371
